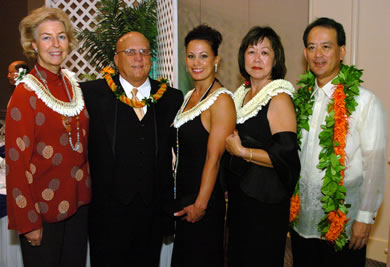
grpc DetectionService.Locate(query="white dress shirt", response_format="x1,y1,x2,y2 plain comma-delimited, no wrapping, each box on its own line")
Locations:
293,78,387,239
119,75,151,115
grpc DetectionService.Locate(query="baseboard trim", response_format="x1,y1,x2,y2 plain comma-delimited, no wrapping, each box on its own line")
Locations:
367,236,387,263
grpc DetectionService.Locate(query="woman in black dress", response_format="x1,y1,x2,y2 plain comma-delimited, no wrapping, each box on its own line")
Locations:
224,26,300,266
171,25,236,267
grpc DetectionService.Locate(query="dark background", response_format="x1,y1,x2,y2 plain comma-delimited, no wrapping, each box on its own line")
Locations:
1,0,44,118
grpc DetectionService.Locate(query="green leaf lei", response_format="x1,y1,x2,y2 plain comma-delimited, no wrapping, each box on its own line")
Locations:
293,63,363,250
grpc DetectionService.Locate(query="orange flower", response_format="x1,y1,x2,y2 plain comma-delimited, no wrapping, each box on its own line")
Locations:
332,84,348,180
289,194,300,222
325,210,348,242
101,66,115,75
119,94,127,103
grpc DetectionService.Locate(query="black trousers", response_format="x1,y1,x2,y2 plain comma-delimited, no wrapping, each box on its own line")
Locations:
290,229,366,267
20,205,88,267
89,193,163,267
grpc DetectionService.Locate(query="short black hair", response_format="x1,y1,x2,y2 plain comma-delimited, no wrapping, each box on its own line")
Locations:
185,24,223,56
238,26,286,81
303,17,346,47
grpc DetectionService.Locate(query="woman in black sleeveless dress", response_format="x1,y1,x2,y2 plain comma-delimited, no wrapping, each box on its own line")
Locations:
171,25,236,267
224,26,300,266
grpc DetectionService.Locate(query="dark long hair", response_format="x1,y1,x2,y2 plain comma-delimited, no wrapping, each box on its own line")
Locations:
238,26,286,81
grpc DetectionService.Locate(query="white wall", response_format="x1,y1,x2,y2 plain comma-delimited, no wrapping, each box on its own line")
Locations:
178,0,308,93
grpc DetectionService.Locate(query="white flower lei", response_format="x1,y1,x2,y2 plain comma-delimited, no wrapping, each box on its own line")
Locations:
234,79,295,124
21,69,84,117
173,88,233,128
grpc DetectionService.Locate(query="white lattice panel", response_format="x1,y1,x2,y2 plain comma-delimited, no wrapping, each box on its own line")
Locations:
156,0,176,86
45,0,176,86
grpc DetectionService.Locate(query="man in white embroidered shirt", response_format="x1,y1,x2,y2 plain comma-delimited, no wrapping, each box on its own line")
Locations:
290,17,387,267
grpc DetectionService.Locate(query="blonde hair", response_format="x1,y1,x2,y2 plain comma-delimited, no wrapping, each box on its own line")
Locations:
19,6,76,61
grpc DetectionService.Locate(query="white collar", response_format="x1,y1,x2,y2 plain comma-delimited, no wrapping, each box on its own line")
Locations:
313,76,338,99
119,76,151,99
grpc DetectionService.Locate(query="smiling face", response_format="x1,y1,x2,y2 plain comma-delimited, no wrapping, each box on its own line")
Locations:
304,26,346,87
114,32,151,87
185,39,220,83
244,37,274,85
32,20,69,73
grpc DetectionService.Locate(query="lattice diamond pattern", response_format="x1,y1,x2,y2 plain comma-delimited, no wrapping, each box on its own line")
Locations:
45,0,176,86
156,0,175,86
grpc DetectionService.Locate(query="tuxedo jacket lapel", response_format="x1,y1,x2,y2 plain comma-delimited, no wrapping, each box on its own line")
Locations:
98,75,121,157
149,78,160,158
150,78,158,95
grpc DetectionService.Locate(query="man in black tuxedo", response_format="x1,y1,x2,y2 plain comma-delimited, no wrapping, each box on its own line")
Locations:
81,32,183,266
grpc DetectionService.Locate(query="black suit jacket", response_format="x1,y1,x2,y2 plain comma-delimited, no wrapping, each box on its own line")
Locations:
81,76,183,234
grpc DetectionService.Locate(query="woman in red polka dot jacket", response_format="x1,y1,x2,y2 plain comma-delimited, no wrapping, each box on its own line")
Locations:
5,7,90,267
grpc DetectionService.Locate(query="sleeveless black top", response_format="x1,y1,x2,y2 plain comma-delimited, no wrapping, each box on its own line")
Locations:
225,102,300,203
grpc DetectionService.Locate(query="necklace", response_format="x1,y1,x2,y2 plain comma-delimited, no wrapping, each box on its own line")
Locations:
61,115,80,151
181,79,216,113
101,67,167,108
34,66,81,151
173,78,216,198
290,64,362,251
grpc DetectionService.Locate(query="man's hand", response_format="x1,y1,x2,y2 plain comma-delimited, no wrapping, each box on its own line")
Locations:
349,221,371,250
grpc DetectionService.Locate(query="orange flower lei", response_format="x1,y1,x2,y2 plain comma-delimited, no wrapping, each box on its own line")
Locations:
325,210,348,242
333,84,347,182
101,66,168,108
291,64,362,251
289,193,300,223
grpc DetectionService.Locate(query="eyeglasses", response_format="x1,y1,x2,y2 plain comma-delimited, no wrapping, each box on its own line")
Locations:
116,48,151,56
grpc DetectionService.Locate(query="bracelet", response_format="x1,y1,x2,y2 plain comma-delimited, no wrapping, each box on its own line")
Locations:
246,148,253,162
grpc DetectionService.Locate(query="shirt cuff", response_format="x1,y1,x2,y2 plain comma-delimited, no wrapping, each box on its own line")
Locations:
355,210,376,224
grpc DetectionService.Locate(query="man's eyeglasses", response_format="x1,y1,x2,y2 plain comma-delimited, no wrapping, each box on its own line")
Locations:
116,48,151,56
